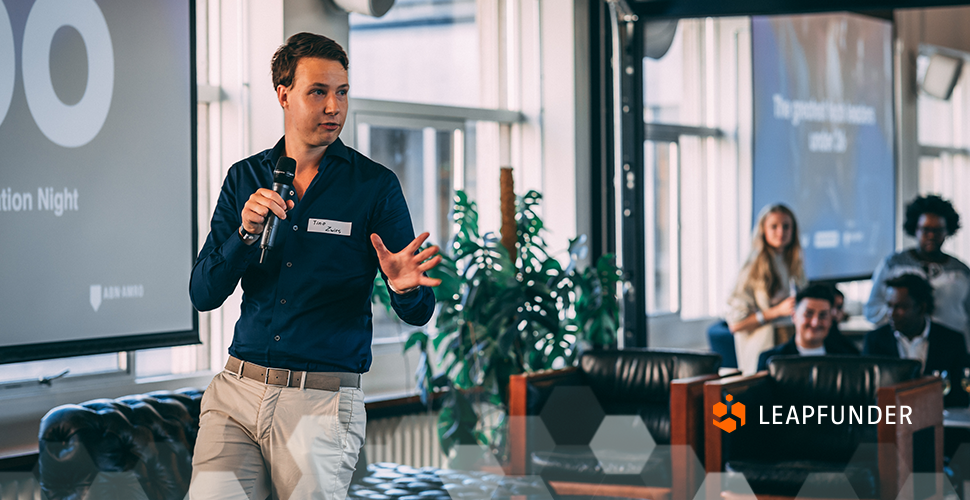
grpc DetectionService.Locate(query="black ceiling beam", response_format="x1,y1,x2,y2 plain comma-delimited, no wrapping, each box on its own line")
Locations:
631,0,968,19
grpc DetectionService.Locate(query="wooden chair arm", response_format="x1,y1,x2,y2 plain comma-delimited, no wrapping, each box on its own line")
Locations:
703,372,771,473
877,375,944,500
508,367,582,475
671,374,722,447
671,373,720,500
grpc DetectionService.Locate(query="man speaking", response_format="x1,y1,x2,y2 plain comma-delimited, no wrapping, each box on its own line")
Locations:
188,33,440,499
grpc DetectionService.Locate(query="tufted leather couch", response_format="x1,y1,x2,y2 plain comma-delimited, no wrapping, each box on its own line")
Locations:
508,348,722,499
705,356,942,500
349,462,552,500
37,388,203,500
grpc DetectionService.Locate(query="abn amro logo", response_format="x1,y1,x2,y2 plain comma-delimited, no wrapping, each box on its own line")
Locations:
713,394,745,433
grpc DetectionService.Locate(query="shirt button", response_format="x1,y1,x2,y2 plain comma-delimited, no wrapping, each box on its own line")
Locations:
286,262,293,267
280,299,286,304
292,225,298,231
275,335,281,341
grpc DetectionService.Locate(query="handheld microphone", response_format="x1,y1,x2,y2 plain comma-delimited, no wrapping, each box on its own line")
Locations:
260,156,297,264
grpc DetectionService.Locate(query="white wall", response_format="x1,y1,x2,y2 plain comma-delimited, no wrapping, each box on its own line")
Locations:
285,0,349,47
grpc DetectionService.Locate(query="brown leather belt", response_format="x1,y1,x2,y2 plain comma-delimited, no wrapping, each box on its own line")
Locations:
225,356,360,391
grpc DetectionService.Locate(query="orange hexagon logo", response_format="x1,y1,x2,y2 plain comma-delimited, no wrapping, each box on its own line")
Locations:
713,394,745,433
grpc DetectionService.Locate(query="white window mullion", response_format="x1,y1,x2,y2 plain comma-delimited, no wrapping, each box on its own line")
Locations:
670,142,681,314
453,129,465,192
423,127,439,243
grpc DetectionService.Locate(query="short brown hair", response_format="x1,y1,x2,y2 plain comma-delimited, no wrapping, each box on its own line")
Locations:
271,32,348,90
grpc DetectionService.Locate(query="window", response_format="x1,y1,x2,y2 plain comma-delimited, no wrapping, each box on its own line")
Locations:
355,118,464,242
347,100,521,344
643,140,679,313
0,353,125,386
918,56,970,263
349,0,480,108
136,345,209,379
346,0,525,350
642,18,751,326
355,114,464,342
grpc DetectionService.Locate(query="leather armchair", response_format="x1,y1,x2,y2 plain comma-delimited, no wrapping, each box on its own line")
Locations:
508,348,721,499
37,388,203,500
704,356,942,500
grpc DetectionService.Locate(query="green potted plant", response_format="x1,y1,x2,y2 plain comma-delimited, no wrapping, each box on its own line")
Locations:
373,189,620,459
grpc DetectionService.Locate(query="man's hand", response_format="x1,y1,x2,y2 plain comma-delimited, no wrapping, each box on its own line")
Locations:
241,188,296,235
371,232,442,293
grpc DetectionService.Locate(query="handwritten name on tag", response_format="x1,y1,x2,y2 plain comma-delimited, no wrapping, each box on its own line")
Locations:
308,218,352,236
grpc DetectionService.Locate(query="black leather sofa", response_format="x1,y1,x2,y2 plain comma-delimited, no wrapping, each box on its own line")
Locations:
508,348,722,499
37,388,203,500
349,462,552,500
704,356,942,500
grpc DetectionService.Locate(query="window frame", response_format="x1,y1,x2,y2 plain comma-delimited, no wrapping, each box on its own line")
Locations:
916,51,970,269
346,98,525,350
642,123,730,317
627,16,753,347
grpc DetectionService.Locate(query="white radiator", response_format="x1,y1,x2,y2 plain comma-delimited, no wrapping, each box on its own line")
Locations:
364,404,502,470
0,473,40,500
365,412,447,469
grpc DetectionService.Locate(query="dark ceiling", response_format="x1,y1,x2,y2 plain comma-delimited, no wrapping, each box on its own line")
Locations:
631,0,969,19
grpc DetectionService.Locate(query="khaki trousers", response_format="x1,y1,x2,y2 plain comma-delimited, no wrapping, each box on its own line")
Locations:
189,370,366,500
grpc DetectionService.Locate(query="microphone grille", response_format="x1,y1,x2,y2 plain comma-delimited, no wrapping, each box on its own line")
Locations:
273,156,296,184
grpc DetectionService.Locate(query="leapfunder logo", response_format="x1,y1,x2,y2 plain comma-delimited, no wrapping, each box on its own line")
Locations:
712,394,914,433
713,394,745,433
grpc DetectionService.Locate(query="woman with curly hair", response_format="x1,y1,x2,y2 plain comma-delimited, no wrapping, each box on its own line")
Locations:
865,194,970,341
727,204,807,374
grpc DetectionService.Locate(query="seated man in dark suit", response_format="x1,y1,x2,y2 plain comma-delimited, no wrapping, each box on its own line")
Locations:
863,273,969,407
757,284,860,371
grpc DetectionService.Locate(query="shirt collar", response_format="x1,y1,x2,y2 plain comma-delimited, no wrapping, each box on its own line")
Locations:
893,317,931,344
269,136,351,168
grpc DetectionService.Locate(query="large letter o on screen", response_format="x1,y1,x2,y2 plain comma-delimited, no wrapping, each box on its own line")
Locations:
0,4,14,128
22,0,114,148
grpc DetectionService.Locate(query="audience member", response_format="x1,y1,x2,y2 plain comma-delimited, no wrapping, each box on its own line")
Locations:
831,287,847,327
863,273,969,407
727,204,808,374
757,284,860,371
866,194,970,345
825,286,860,349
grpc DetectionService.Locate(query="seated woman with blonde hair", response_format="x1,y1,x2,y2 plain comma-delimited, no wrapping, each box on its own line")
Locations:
727,204,807,374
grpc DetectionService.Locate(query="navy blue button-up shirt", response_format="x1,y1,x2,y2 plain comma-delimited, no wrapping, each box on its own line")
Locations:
190,137,435,373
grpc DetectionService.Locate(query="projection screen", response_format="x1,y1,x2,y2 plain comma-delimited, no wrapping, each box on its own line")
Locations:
752,13,895,281
0,0,198,363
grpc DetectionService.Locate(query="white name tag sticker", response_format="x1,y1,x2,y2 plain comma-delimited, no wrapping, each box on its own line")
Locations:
308,218,352,236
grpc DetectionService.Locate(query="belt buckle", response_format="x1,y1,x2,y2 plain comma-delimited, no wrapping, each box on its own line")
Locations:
265,368,292,387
